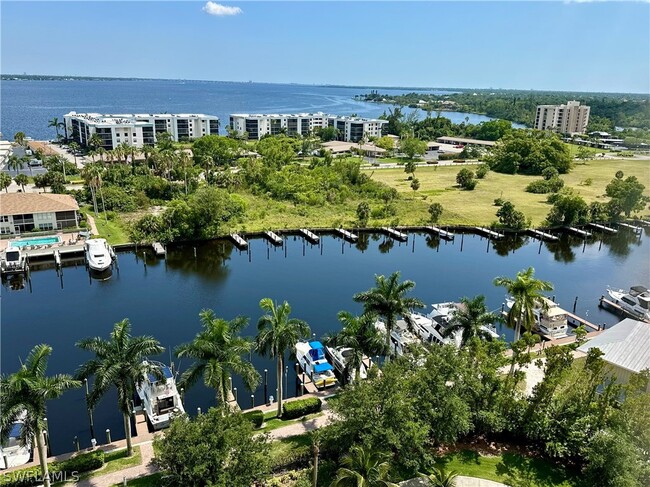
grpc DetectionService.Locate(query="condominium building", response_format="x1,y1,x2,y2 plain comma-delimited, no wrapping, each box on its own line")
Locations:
63,112,220,150
534,101,590,134
0,193,79,235
229,112,387,142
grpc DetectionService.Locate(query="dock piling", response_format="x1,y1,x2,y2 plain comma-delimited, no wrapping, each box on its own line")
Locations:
105,429,111,444
573,296,578,313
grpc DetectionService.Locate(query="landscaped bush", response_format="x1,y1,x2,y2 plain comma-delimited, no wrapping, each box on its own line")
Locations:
525,177,564,194
475,164,489,179
438,153,458,161
57,449,105,473
242,410,264,428
282,397,322,419
0,450,105,487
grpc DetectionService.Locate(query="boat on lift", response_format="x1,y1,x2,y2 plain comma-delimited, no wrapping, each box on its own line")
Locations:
505,296,569,339
84,238,114,272
136,361,185,430
607,286,650,321
1,245,27,276
296,341,338,389
374,319,420,356
0,411,32,469
325,346,368,382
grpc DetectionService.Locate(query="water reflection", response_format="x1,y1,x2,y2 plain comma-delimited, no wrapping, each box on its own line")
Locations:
355,233,370,252
165,240,234,281
491,234,528,256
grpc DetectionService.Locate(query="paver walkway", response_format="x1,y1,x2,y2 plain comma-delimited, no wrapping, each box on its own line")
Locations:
74,442,156,487
86,214,99,236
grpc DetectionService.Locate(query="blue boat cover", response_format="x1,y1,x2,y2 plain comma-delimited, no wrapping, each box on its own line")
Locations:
148,366,173,383
9,422,23,438
313,363,333,373
309,341,324,349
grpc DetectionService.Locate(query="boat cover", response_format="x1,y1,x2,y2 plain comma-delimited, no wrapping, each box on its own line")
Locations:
313,363,333,373
147,366,173,383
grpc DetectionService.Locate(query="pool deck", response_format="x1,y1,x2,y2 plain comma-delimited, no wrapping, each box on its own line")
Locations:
0,231,83,252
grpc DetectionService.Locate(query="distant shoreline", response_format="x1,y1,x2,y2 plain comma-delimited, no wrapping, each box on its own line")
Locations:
1,75,644,96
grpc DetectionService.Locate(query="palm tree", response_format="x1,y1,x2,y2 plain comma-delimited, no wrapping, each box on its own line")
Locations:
443,295,498,346
175,309,260,409
48,118,63,139
13,132,26,147
494,267,553,341
0,172,12,193
328,311,387,383
420,466,459,487
7,155,24,175
88,133,103,151
330,445,398,487
68,142,80,171
1,345,80,487
256,299,310,417
14,173,29,192
353,272,424,354
75,319,164,456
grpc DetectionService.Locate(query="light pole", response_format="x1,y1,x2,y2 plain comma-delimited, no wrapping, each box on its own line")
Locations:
264,369,268,405
84,378,96,442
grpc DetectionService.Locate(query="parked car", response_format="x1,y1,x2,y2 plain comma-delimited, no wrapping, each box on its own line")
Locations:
454,144,464,148
28,159,42,167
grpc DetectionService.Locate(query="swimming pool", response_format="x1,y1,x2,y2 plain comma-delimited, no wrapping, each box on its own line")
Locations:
10,236,61,248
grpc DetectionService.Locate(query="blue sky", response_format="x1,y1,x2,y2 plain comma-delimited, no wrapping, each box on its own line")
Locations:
1,1,649,93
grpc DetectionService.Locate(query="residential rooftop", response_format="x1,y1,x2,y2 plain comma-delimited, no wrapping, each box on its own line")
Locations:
0,193,80,216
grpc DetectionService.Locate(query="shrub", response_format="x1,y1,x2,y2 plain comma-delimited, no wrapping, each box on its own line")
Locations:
57,450,105,473
494,197,505,206
475,164,489,179
526,177,564,194
428,203,443,224
283,397,322,419
0,451,105,487
242,410,264,428
438,153,458,161
456,168,476,190
542,167,560,180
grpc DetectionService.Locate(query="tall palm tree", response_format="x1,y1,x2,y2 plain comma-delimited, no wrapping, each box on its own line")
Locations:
13,132,26,147
328,311,387,383
494,267,553,341
68,142,80,171
256,299,310,417
0,172,12,193
14,173,29,192
420,466,459,487
1,345,80,487
7,155,25,175
75,319,164,456
175,309,260,409
48,118,63,139
88,133,103,152
330,445,398,487
443,295,498,346
353,272,424,354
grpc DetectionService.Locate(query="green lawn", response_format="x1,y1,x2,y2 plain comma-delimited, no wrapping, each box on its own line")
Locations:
438,450,577,487
84,208,131,245
259,411,324,433
117,472,162,487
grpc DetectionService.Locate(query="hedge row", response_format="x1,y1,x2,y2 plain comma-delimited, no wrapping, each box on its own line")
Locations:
0,450,104,487
282,397,322,420
242,410,264,428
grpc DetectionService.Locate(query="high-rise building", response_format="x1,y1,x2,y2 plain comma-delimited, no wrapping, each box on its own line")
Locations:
229,112,387,142
63,112,220,149
534,101,590,134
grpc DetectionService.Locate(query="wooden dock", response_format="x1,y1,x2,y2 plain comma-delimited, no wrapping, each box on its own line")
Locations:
296,369,319,395
299,228,320,244
424,226,455,240
381,227,408,241
599,295,650,323
25,244,85,260
618,222,642,233
474,227,504,239
565,310,600,331
589,223,617,234
566,226,592,238
152,242,166,256
336,228,358,242
528,229,559,242
230,233,249,249
263,231,283,246
635,219,650,227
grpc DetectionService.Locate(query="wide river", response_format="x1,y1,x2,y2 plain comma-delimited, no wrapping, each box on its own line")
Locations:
1,79,513,140
2,229,649,454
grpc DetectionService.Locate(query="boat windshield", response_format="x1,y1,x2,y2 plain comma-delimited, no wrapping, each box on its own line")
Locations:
6,251,20,262
639,298,650,310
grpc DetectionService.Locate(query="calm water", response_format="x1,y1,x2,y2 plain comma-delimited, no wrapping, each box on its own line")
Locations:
1,80,500,140
2,230,649,454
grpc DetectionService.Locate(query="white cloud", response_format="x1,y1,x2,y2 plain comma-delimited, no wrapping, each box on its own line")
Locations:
202,2,242,16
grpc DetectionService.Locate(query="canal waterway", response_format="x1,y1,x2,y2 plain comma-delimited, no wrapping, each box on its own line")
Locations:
1,229,648,454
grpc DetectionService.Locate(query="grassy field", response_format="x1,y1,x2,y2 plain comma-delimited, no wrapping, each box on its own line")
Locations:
439,449,577,486
120,472,162,486
369,158,650,227
83,208,131,245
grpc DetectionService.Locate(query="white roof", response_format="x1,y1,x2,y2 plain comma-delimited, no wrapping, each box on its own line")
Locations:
577,318,650,373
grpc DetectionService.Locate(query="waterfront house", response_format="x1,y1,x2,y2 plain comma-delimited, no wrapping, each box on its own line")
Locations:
0,193,79,235
577,318,650,391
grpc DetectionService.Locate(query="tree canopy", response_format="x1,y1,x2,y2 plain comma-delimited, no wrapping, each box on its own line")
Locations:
487,131,572,175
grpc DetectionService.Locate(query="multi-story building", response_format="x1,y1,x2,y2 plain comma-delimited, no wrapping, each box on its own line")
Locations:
534,101,590,134
229,112,387,142
63,112,220,150
0,193,79,235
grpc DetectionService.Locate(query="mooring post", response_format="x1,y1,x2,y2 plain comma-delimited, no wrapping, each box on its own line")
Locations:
573,296,578,313
105,428,111,444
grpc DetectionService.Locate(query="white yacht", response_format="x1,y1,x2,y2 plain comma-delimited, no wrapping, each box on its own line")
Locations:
607,286,650,322
374,319,420,356
427,302,500,344
136,361,185,430
505,297,568,339
84,238,113,272
409,312,445,345
0,411,32,469
1,245,27,276
296,341,338,389
325,346,368,382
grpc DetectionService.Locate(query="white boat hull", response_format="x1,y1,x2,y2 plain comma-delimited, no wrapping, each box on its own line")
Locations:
607,289,650,321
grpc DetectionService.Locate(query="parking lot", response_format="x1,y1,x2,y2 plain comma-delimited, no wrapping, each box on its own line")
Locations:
0,146,48,176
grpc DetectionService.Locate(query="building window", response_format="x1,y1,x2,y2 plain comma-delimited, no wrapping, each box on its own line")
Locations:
38,223,54,231
0,215,9,222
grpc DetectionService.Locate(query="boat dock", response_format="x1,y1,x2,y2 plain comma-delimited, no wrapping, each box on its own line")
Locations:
566,226,592,238
336,228,358,242
230,233,249,249
424,226,455,240
295,367,319,395
618,222,642,234
474,227,504,239
152,242,166,256
381,227,408,241
25,244,85,260
528,229,559,242
299,228,320,244
589,223,617,234
565,310,600,331
635,219,650,227
263,231,283,246
598,295,650,323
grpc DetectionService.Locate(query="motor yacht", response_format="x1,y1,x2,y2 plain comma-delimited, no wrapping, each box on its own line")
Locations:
0,411,32,469
1,245,27,276
607,286,650,321
136,361,185,430
325,345,368,382
296,341,338,389
505,296,568,339
84,238,113,272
